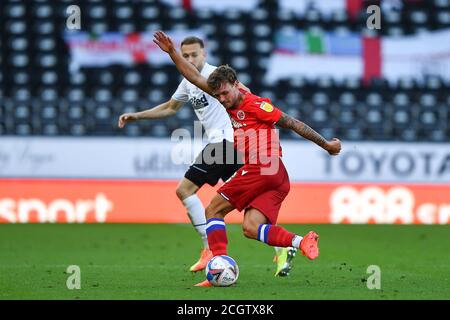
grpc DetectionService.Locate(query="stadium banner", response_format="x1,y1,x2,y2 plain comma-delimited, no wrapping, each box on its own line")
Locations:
278,0,402,18
0,137,449,183
382,28,450,82
265,28,450,83
0,179,449,224
279,0,347,18
64,29,208,72
160,0,259,11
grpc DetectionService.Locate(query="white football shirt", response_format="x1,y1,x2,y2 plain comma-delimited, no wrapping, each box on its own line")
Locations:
171,63,234,144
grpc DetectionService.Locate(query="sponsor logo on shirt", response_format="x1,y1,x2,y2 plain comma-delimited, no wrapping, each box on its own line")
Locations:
190,94,209,109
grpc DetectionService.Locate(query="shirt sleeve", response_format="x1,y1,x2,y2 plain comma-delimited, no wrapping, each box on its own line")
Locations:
252,98,282,125
171,79,189,102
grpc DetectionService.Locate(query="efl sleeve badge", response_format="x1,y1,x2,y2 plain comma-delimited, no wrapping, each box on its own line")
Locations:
259,101,274,112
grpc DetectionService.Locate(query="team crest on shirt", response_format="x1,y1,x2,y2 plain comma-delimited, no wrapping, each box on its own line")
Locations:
237,110,245,120
259,101,274,112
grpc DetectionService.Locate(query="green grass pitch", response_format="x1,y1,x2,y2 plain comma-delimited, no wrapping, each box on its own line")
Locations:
0,224,449,300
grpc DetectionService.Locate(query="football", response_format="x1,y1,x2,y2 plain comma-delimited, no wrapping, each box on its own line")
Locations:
205,255,239,287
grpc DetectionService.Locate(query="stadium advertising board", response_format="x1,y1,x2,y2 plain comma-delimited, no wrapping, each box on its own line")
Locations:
1,138,448,224
0,180,449,224
1,137,449,183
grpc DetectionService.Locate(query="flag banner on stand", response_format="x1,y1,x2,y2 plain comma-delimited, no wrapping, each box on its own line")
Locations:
265,28,450,83
64,29,208,72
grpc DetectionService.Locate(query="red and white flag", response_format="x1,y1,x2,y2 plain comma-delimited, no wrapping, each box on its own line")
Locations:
160,0,259,11
265,28,450,83
64,30,208,72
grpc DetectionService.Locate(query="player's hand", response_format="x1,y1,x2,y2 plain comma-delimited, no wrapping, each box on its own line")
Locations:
118,113,138,128
153,31,175,53
325,138,341,156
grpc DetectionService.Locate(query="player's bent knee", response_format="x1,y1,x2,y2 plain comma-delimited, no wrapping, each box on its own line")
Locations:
205,203,224,219
175,186,193,201
204,205,215,219
205,196,233,220
175,187,184,200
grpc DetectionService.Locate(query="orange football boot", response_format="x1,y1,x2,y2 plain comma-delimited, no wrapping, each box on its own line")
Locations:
194,279,213,287
300,231,319,260
189,248,213,272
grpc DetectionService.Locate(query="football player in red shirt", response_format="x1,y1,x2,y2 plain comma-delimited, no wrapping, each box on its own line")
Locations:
154,31,341,286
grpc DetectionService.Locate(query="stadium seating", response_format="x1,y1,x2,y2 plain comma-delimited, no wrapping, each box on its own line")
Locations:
0,0,449,141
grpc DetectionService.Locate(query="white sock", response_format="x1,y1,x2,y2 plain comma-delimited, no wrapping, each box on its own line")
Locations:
182,194,209,249
292,235,303,249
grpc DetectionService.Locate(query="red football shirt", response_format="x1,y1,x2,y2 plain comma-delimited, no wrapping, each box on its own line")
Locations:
227,90,283,165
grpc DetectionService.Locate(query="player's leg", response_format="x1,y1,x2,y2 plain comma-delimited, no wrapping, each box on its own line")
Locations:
176,178,207,248
243,207,301,247
175,177,213,272
204,193,235,257
246,159,319,262
242,209,298,276
194,193,235,287
242,207,319,260
201,140,243,257
182,142,228,272
242,208,292,276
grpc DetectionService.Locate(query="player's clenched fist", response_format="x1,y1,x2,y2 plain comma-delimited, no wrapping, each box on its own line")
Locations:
118,113,138,128
325,138,341,156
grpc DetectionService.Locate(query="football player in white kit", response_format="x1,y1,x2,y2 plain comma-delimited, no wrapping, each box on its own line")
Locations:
118,37,296,276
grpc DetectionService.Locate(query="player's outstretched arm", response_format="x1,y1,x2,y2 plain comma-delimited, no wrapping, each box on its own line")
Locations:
276,112,341,155
153,31,214,96
118,99,183,128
